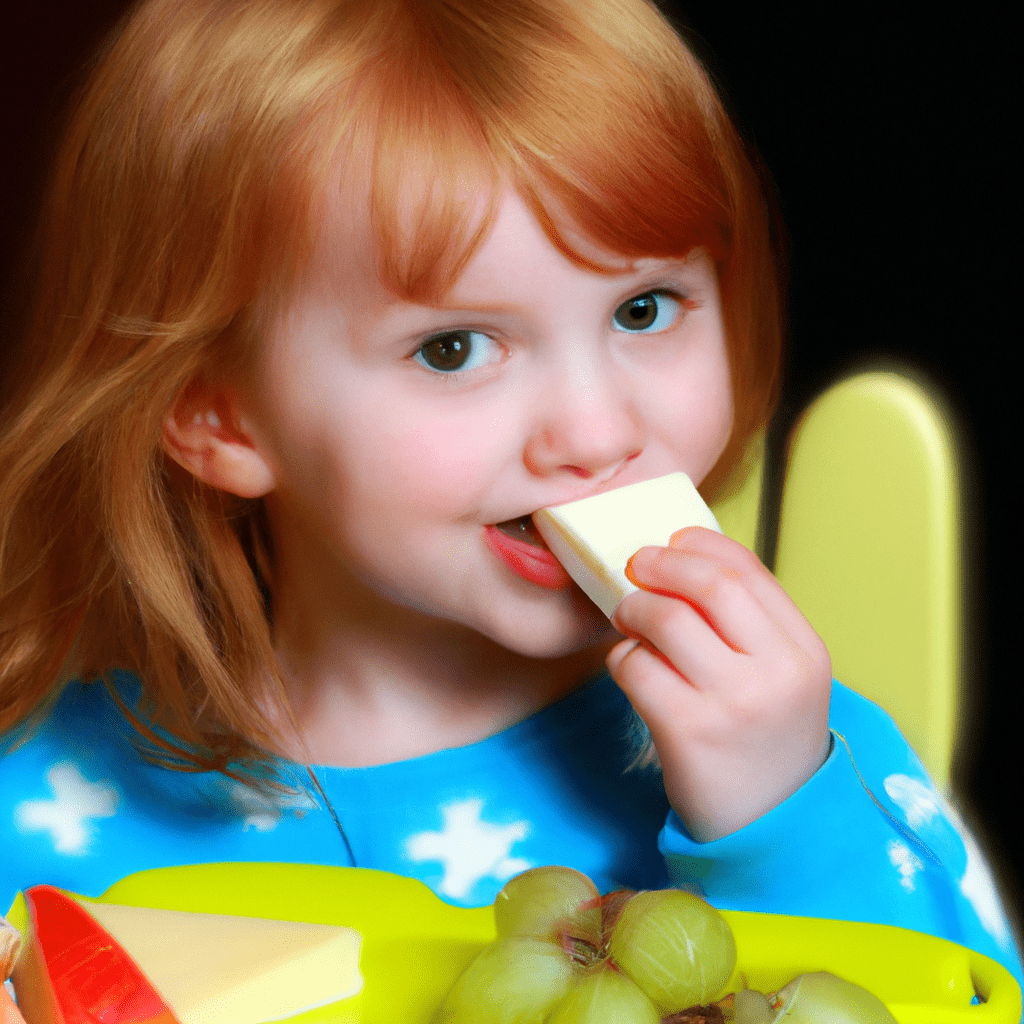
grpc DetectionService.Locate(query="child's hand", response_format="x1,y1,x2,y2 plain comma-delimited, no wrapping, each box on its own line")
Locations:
606,526,832,843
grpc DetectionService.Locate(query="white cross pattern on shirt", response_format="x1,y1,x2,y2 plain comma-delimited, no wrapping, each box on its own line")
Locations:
405,797,531,900
884,772,1012,949
14,761,119,855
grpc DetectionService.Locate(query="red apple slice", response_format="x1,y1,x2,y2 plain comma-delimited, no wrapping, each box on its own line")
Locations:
11,888,363,1024
13,885,180,1024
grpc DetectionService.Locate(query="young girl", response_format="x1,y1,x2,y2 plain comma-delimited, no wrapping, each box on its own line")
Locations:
1,0,1020,1002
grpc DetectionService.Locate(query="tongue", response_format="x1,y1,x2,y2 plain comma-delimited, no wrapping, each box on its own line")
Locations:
496,515,549,549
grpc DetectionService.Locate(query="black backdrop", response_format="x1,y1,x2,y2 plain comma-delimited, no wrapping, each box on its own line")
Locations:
659,0,1020,932
3,2,1018,929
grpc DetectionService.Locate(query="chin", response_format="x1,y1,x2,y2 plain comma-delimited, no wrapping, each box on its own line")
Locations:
475,591,617,662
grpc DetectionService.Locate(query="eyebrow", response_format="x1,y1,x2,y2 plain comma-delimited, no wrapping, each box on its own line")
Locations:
370,254,709,327
431,258,702,309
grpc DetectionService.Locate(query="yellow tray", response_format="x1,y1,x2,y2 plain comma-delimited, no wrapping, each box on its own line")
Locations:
8,863,1021,1023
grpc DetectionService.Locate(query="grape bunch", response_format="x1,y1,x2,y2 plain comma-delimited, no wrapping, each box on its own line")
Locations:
435,866,736,1024
435,866,901,1024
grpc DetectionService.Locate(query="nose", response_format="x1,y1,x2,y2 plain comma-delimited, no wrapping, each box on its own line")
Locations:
523,356,644,482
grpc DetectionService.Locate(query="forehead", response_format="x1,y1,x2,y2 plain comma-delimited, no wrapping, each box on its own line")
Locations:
300,157,494,297
300,161,664,313
307,188,663,305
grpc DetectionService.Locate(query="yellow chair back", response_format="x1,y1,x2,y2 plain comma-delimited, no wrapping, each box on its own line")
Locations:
711,369,961,791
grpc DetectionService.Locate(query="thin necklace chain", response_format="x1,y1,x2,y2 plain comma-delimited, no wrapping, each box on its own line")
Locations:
306,765,357,866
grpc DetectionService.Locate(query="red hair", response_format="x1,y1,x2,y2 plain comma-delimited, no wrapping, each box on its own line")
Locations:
0,0,784,775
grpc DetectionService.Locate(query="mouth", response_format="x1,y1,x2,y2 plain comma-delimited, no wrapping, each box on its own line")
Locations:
493,514,550,550
485,514,571,589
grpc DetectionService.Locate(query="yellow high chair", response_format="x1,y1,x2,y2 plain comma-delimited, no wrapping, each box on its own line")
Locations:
11,369,1010,1024
712,366,962,791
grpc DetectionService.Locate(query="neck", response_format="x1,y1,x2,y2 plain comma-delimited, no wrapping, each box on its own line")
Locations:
267,565,615,768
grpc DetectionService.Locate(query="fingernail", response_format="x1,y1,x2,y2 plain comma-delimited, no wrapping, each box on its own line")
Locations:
625,548,651,585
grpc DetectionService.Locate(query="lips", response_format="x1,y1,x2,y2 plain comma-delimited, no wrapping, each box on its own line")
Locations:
485,515,572,589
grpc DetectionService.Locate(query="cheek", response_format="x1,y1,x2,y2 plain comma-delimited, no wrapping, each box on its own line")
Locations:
332,392,510,517
650,349,734,481
701,374,735,465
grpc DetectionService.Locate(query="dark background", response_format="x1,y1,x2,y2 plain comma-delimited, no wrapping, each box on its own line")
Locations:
3,3,1018,929
659,0,1021,933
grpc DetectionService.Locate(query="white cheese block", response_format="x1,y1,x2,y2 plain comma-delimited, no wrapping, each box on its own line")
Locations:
79,899,363,1024
533,472,721,617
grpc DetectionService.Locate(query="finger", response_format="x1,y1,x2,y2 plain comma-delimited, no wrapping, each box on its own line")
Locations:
626,545,780,657
605,637,641,676
612,584,742,690
628,547,751,653
628,534,824,658
620,540,832,698
607,633,685,681
666,528,815,644
605,630,709,734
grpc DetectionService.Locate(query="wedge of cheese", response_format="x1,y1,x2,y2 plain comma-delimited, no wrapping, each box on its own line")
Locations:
533,472,721,617
84,901,362,1024
14,885,362,1024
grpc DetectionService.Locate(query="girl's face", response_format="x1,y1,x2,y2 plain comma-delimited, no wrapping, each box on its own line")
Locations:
237,188,733,658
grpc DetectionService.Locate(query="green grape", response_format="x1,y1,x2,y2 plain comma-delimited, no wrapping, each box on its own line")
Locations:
607,889,736,1013
435,936,579,1024
732,988,775,1023
494,866,602,948
770,972,898,1023
544,969,662,1024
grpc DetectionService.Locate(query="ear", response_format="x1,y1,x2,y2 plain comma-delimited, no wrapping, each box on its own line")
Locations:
162,381,275,499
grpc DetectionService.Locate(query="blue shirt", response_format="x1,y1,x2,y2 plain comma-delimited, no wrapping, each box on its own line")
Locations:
2,670,1021,998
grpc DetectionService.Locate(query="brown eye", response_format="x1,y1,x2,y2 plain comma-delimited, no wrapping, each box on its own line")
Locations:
612,291,680,333
417,331,472,371
414,330,501,373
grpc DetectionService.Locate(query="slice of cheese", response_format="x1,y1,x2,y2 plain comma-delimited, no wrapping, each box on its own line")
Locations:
78,899,362,1024
533,472,721,617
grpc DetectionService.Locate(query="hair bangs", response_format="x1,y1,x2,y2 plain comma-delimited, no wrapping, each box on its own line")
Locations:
340,0,739,305
355,72,505,303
